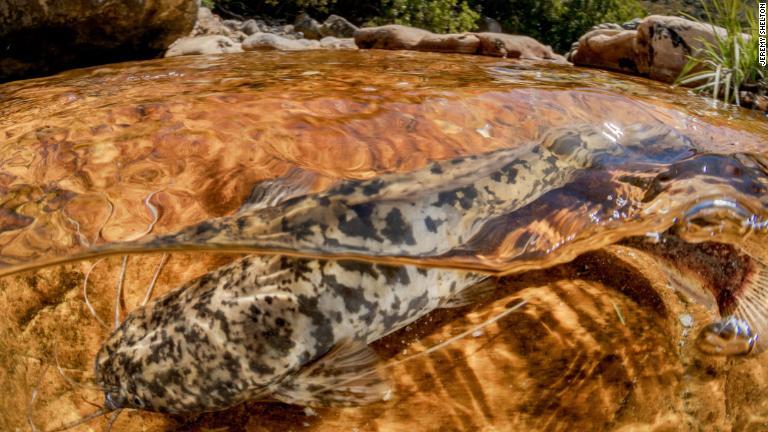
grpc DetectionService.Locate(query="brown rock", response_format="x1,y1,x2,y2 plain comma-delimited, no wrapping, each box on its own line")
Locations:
570,15,731,84
636,15,728,83
570,29,640,75
354,25,566,62
474,33,565,61
0,0,197,82
164,35,243,57
416,33,481,55
354,25,432,50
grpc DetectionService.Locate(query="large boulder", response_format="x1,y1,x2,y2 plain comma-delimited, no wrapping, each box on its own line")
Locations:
569,15,730,83
636,15,727,82
354,25,567,62
0,0,197,82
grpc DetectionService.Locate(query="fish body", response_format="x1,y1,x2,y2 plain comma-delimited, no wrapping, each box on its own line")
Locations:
94,255,490,414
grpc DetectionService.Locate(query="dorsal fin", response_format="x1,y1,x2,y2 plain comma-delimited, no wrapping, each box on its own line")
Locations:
238,168,318,214
274,339,390,407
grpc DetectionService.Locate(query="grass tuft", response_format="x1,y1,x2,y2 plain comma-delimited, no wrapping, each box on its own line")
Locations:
675,0,766,105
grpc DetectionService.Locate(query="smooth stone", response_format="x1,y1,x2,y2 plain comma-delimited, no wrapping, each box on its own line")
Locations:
319,36,358,50
165,35,243,57
354,25,566,62
570,29,640,75
354,25,432,50
474,33,565,61
242,33,320,51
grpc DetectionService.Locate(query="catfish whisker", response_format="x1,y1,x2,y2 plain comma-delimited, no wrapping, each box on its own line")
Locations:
53,339,105,392
45,407,110,432
308,298,529,397
79,394,104,410
96,195,115,245
124,190,163,242
387,299,528,368
27,364,48,432
105,409,123,432
83,258,109,330
141,253,169,307
114,255,128,330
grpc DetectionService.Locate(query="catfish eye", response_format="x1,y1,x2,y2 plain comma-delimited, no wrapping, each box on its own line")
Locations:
133,395,145,408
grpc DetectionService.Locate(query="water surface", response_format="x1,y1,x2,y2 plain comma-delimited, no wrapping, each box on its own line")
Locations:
0,50,767,431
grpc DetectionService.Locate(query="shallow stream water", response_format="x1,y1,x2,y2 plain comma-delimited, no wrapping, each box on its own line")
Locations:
0,50,767,431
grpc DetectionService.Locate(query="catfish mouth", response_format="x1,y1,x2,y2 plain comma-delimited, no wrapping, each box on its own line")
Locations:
626,192,768,357
104,391,125,411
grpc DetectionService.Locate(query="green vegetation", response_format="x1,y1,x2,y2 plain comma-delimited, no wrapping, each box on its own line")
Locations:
676,0,765,105
474,0,645,52
374,0,480,33
205,0,646,52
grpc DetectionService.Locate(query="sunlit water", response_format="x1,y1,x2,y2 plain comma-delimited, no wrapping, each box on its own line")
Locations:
0,50,767,431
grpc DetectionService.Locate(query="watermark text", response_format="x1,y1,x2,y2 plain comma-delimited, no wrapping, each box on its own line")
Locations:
760,2,766,66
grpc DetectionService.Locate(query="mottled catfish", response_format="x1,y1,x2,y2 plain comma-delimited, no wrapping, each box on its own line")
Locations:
90,122,768,362
94,255,493,414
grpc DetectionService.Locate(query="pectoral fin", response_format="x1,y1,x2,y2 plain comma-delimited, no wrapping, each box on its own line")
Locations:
274,339,391,407
441,277,497,308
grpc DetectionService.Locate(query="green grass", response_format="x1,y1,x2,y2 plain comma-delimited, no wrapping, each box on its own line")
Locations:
675,0,766,105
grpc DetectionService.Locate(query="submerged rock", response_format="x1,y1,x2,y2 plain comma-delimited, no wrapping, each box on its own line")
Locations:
0,0,197,82
354,25,566,62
